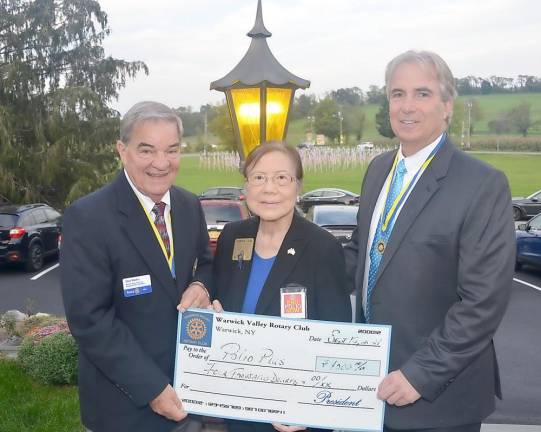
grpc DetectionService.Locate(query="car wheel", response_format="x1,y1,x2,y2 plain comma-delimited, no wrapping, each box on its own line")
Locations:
513,207,522,221
25,242,44,272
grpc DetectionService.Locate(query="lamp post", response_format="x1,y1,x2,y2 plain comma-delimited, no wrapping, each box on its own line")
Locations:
210,0,310,159
338,110,344,145
307,115,315,144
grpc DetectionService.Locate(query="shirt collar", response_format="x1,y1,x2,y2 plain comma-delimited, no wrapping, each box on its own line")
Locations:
123,170,171,214
398,133,443,175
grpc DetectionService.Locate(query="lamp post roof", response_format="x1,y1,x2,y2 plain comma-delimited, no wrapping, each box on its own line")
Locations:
210,0,310,91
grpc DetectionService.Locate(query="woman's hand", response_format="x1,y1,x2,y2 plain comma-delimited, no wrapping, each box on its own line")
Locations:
209,299,224,312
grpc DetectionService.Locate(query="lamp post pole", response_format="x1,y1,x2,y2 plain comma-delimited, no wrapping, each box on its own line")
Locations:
338,111,343,145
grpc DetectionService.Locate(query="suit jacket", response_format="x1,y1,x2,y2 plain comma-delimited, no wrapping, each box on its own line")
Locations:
344,138,515,429
213,213,352,322
61,172,212,432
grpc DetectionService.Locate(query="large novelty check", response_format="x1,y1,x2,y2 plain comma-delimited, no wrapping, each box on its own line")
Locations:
174,309,391,432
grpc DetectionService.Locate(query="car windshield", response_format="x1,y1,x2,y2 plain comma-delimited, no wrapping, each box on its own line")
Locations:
202,206,242,224
0,213,18,228
315,209,357,226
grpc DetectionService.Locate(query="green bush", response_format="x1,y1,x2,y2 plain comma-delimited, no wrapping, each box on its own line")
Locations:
19,330,78,385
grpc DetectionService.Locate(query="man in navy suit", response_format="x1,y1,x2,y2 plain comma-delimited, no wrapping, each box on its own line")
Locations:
344,51,515,431
61,101,212,432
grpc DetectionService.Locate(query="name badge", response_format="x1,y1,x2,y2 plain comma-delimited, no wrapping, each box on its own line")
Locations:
123,274,152,298
232,238,254,269
280,284,307,319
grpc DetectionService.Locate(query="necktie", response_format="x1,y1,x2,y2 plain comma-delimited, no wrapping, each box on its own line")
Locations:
365,159,407,322
152,202,170,257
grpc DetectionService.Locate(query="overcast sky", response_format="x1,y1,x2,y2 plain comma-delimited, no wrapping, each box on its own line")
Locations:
98,0,541,115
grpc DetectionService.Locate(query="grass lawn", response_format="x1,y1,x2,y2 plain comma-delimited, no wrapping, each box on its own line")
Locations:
176,152,541,197
0,358,83,432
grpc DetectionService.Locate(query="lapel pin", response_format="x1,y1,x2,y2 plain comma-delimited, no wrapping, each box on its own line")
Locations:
287,248,296,256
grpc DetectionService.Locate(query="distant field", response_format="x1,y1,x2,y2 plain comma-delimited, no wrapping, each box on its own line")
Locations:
285,92,541,144
176,152,541,197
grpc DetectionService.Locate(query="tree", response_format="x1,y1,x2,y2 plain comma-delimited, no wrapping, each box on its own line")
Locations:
328,87,363,106
366,85,385,104
375,97,395,139
0,0,148,207
208,104,236,151
313,98,340,141
508,102,535,137
343,108,365,142
290,93,316,120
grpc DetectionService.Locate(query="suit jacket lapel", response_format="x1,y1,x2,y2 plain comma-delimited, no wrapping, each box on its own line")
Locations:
375,138,455,284
255,214,309,315
115,173,178,306
226,218,259,312
171,190,192,294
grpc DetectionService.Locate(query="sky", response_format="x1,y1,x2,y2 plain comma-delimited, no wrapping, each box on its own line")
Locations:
98,0,541,115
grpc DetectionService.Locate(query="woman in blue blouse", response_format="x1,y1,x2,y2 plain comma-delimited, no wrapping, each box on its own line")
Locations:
212,142,352,432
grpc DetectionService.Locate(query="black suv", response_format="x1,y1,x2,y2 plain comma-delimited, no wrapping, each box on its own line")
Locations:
0,203,62,272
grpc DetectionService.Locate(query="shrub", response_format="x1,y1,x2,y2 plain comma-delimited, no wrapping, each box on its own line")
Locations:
18,321,78,385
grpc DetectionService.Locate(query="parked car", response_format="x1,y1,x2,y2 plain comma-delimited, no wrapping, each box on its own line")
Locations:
305,204,358,245
200,199,251,254
512,189,541,221
200,187,246,201
0,203,62,272
298,188,359,213
515,212,541,271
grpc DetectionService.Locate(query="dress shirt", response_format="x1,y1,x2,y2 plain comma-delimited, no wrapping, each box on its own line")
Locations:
362,133,444,313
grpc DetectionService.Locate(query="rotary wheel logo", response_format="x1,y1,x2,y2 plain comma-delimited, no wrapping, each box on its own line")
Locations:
187,317,206,340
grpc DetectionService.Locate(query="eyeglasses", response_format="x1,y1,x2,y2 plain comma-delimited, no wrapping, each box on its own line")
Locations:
246,172,297,187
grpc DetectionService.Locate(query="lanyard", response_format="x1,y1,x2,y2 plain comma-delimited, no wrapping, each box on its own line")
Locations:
138,199,175,270
381,133,446,232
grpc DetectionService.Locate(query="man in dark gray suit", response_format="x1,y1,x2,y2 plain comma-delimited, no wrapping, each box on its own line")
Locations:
344,51,515,432
61,101,212,432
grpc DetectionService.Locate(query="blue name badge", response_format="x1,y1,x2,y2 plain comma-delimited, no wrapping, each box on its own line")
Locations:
122,275,152,298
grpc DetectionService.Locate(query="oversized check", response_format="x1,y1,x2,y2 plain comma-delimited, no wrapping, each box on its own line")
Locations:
174,309,391,432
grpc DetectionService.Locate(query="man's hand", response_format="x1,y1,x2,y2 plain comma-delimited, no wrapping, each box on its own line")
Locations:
210,299,224,312
272,423,306,432
177,282,211,312
149,384,187,421
377,370,421,406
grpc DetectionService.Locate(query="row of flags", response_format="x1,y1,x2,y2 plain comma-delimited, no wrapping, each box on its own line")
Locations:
198,146,392,172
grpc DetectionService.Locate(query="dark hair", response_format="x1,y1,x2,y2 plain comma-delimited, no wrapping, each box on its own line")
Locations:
242,142,303,181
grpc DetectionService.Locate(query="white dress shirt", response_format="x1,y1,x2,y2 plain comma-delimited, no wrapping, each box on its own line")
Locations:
124,170,173,244
362,133,444,313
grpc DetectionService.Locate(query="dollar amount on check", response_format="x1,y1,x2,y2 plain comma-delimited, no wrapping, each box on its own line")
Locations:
174,309,391,431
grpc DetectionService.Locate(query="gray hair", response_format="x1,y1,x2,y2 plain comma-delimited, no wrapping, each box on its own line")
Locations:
120,101,183,143
385,50,457,103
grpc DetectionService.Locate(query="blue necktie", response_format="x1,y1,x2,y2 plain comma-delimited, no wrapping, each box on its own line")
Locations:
366,159,407,322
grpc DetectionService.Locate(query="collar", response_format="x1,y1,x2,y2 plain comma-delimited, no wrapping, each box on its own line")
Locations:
123,169,171,215
398,133,444,175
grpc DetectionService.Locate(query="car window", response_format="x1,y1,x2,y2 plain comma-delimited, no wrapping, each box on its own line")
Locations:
323,191,344,198
0,213,18,228
202,189,219,197
33,209,47,224
19,212,36,226
305,191,323,198
531,191,541,201
315,209,358,226
529,215,541,231
202,205,242,224
45,208,61,222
